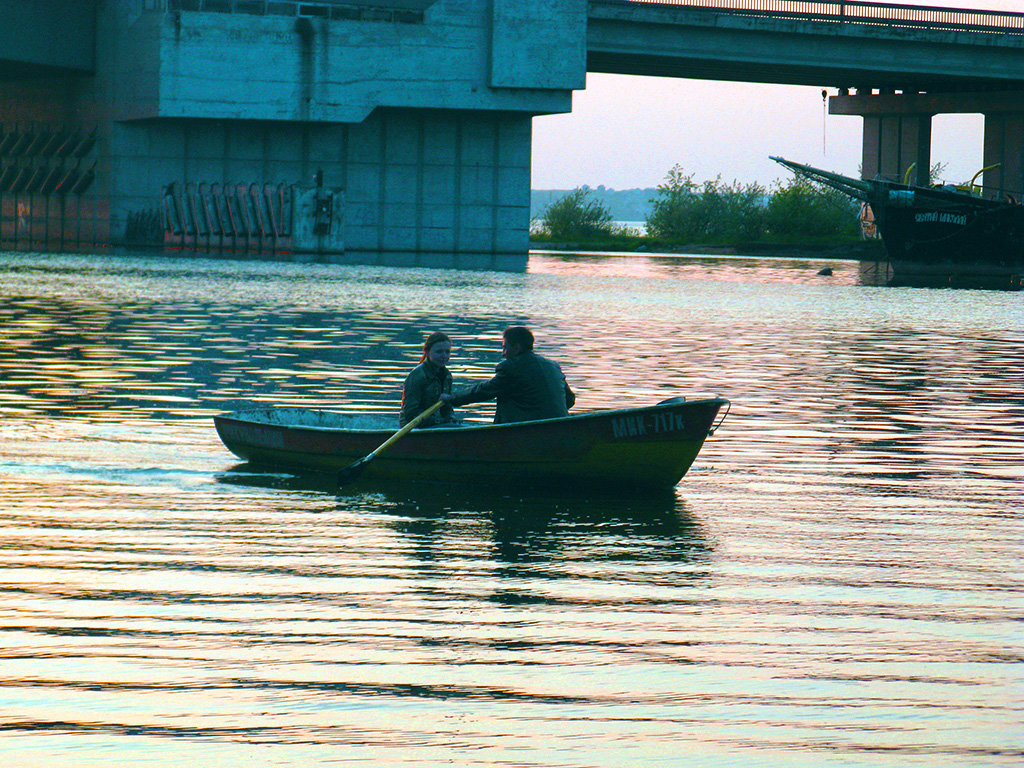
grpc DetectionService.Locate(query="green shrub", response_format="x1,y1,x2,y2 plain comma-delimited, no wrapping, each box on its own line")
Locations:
646,165,767,242
540,188,614,240
646,165,860,243
765,176,859,238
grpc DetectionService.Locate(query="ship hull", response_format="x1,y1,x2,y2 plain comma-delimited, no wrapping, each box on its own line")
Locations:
771,156,1024,290
875,190,1024,290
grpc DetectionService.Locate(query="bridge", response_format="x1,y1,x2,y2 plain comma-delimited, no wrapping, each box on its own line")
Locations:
589,1,1024,89
589,0,1024,194
1,0,1022,262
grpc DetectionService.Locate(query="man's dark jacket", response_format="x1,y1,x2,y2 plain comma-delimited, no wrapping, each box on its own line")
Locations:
450,351,575,424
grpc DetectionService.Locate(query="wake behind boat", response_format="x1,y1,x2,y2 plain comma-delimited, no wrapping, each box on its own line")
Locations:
772,156,1024,290
214,397,729,491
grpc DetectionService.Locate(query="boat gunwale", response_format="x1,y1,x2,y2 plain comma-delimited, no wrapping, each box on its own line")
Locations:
214,397,730,436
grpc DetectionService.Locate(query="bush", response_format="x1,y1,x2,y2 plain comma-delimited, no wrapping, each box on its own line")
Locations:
540,188,614,240
646,165,767,242
645,166,699,240
765,176,859,238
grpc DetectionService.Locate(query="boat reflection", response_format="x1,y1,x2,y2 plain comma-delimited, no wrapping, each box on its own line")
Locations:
216,463,713,571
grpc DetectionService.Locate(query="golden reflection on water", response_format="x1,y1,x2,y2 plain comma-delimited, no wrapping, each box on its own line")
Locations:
1,250,1022,766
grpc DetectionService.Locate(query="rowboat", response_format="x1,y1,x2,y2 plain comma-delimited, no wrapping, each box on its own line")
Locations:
213,397,730,490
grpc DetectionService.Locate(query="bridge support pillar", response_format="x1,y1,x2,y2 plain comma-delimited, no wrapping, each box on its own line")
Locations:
861,113,932,186
983,113,1024,200
832,90,1024,195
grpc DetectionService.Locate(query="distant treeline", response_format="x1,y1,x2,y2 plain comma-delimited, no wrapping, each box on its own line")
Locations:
532,186,656,221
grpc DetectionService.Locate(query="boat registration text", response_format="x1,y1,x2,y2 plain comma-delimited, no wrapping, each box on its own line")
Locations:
612,412,686,439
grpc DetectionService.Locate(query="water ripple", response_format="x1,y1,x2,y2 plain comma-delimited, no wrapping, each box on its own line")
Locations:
1,251,1022,766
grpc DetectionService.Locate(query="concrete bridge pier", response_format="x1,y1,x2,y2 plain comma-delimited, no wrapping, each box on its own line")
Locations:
862,108,933,186
0,0,588,266
832,89,1024,196
983,113,1024,200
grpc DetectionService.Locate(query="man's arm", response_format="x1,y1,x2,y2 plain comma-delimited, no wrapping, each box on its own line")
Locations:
449,359,516,407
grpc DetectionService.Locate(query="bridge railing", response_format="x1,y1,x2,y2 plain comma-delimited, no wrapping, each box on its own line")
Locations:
160,0,432,15
614,0,1024,34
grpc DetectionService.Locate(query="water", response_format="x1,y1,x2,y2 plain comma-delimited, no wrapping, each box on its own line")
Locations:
1,249,1021,767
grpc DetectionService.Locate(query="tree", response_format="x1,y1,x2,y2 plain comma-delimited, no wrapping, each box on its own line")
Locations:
540,188,614,240
645,165,699,240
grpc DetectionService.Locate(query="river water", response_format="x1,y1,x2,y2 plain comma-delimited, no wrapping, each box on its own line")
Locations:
1,249,1021,767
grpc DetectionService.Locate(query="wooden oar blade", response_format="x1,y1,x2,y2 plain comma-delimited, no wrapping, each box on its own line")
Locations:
337,454,373,486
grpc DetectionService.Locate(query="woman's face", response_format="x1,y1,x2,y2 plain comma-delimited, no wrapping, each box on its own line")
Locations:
427,340,451,367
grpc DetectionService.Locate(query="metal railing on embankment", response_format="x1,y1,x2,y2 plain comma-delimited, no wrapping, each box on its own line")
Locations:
159,182,296,255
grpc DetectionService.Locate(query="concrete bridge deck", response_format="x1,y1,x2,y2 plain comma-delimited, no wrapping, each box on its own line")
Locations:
588,0,1024,91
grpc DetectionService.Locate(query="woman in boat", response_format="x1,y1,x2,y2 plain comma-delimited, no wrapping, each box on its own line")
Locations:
400,331,458,428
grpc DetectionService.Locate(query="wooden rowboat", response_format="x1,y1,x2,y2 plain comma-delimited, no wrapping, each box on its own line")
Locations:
214,397,729,490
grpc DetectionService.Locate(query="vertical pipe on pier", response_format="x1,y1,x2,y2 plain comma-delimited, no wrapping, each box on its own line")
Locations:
295,16,314,123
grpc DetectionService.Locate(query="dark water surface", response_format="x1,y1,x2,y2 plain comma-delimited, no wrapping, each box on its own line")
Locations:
1,250,1021,766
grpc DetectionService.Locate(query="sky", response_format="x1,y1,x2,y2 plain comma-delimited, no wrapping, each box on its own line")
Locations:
531,0,1020,191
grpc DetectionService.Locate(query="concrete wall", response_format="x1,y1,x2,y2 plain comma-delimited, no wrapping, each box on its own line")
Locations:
1,0,585,264
0,0,96,74
491,0,586,90
105,108,531,265
861,114,931,185
108,0,583,123
984,114,1024,199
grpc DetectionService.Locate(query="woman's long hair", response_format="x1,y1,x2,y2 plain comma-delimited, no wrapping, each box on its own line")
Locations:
420,331,451,363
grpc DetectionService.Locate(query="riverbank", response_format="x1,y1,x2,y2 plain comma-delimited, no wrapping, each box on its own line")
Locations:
529,235,887,260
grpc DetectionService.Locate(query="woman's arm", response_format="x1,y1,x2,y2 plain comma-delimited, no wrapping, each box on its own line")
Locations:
400,368,428,426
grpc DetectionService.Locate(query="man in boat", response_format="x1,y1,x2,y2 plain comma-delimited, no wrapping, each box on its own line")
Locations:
443,326,575,424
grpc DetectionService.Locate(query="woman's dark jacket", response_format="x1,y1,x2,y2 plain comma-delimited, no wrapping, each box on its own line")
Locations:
449,351,575,424
401,361,455,427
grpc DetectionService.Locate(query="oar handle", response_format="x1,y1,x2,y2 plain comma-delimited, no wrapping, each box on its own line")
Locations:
369,400,444,459
338,400,446,486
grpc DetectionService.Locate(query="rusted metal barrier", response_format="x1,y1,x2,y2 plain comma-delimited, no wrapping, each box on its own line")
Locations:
161,180,295,254
0,123,101,252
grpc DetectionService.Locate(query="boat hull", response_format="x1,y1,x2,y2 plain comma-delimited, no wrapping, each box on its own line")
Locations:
771,157,1024,290
214,398,729,490
875,190,1024,289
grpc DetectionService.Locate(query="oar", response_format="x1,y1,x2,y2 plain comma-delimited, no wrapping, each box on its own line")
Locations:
337,400,444,485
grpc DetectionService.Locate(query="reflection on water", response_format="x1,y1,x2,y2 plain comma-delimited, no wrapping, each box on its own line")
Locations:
219,465,707,568
1,250,1022,766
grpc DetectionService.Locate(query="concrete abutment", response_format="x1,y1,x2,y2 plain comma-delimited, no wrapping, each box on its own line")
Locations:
0,0,586,267
111,108,533,266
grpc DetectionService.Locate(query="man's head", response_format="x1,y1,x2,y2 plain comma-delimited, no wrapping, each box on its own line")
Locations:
502,326,534,359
